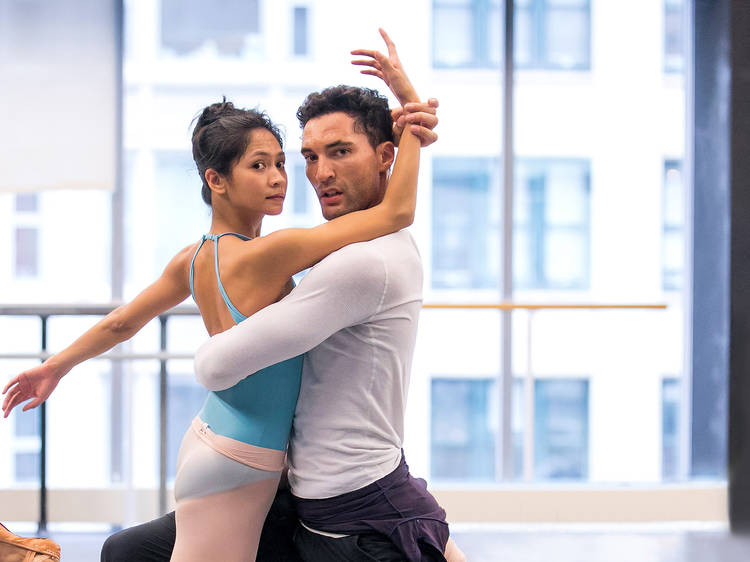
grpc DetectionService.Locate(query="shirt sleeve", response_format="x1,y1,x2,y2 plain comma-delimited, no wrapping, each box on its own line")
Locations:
194,245,387,391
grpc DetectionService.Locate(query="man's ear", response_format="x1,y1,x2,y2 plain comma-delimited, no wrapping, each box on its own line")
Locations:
376,141,395,172
205,169,227,196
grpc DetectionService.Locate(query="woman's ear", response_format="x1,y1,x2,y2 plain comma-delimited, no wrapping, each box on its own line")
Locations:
376,141,395,172
205,169,227,196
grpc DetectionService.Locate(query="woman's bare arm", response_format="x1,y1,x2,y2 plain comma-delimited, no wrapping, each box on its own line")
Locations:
240,29,424,287
2,246,193,417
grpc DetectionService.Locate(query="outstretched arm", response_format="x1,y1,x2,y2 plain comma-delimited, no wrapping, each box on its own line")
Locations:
238,29,423,288
2,247,193,417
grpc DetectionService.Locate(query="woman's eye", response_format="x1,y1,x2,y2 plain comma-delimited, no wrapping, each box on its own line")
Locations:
277,161,285,169
252,161,266,170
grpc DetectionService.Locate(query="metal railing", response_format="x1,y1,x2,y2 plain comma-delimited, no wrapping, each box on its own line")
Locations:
0,301,666,530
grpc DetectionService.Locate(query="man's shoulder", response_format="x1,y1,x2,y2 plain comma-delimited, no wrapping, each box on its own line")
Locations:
319,230,418,266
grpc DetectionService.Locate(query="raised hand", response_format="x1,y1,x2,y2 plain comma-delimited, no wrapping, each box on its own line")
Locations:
351,28,419,105
2,361,67,418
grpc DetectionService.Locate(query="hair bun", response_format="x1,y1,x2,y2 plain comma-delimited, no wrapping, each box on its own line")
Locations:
196,96,236,130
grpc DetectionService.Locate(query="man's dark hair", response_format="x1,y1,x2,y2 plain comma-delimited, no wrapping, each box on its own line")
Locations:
296,85,394,149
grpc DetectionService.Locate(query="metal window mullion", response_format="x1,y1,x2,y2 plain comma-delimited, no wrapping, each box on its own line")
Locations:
159,315,169,515
498,0,516,482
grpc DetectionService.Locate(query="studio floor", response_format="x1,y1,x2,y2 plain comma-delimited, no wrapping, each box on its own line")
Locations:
21,522,748,561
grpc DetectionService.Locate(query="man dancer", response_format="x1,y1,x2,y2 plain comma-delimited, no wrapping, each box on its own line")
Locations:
100,89,453,561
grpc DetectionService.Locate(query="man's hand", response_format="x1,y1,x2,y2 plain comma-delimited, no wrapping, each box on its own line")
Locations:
392,98,439,148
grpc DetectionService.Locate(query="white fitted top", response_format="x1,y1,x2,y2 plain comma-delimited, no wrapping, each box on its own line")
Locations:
194,230,423,498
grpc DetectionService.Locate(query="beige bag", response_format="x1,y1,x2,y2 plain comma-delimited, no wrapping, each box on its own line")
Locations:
0,522,60,561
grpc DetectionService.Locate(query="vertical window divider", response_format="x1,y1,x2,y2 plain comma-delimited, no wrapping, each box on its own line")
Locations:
499,0,516,481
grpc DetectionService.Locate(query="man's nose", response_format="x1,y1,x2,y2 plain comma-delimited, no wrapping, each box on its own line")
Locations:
315,158,334,184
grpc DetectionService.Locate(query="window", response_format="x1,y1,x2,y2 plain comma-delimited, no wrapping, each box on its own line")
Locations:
663,160,684,291
433,0,590,70
15,193,38,212
153,151,211,269
431,377,588,481
14,227,39,277
292,161,309,215
431,158,501,289
160,0,260,57
14,408,39,438
292,6,309,56
433,0,501,68
515,0,590,70
514,159,590,290
431,378,496,480
662,377,680,480
533,378,589,479
167,378,208,480
664,0,684,73
15,452,40,482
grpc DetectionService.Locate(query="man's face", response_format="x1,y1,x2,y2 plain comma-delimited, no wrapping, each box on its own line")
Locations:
301,112,390,220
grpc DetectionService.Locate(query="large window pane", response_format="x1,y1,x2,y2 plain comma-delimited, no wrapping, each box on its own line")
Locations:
534,379,589,480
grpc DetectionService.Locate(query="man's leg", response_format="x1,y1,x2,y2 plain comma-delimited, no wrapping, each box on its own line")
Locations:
256,488,302,562
100,512,176,562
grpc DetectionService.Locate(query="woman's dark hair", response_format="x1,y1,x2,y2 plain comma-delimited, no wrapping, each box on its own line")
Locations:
296,85,393,149
191,98,284,206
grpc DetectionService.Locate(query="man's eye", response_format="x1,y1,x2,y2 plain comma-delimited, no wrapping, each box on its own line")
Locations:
277,161,285,169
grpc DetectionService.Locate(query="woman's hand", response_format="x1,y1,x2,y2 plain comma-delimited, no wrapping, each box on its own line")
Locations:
351,28,419,105
2,360,67,418
392,98,439,147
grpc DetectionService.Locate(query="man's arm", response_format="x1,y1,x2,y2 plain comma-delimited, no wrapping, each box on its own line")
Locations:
194,248,386,391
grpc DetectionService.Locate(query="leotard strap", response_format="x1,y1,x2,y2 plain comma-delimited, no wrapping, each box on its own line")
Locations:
189,232,252,324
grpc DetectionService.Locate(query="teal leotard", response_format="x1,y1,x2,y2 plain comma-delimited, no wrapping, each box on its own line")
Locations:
189,233,303,451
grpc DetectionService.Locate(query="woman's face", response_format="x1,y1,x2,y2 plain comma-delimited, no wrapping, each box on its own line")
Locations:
224,128,287,216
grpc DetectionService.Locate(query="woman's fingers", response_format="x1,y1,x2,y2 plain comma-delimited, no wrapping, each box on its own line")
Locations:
378,28,400,61
2,375,19,394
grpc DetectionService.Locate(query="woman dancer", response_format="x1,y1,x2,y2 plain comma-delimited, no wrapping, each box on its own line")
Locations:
3,32,436,562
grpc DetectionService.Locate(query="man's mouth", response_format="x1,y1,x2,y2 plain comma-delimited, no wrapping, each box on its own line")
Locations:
320,189,343,201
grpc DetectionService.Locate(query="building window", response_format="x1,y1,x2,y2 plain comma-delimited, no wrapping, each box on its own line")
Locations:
663,160,684,291
431,377,589,481
14,409,39,438
515,0,590,70
160,0,260,57
431,378,496,480
14,227,39,277
153,151,211,269
432,0,501,68
292,6,309,56
14,452,40,482
433,0,590,70
431,158,501,289
167,378,208,480
533,378,589,479
664,0,684,73
514,159,590,290
15,193,38,212
292,161,309,215
662,377,680,480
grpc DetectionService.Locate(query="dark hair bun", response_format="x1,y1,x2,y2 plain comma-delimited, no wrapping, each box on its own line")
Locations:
195,96,236,131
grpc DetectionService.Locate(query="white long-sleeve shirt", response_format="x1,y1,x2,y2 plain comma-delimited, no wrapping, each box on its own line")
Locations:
193,230,423,498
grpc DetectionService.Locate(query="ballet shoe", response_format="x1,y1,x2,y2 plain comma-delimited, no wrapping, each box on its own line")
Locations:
0,522,61,561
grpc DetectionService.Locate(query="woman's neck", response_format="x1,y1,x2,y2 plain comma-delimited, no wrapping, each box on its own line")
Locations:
209,212,262,239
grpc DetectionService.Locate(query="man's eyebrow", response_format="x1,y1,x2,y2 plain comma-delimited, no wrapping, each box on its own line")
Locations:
325,141,353,150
